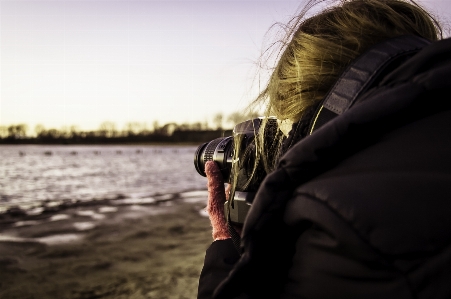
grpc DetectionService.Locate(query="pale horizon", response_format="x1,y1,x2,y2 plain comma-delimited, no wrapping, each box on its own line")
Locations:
1,0,450,133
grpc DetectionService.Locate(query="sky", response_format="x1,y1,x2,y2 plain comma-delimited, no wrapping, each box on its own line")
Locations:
1,0,450,133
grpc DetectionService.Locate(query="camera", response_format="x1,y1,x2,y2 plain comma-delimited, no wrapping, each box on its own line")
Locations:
194,117,282,225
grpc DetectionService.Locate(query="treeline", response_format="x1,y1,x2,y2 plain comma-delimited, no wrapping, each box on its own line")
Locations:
0,111,258,144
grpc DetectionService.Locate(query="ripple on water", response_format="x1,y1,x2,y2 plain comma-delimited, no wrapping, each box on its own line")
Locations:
0,145,207,214
98,206,118,213
181,190,208,204
0,233,83,245
13,220,41,227
37,234,83,245
112,197,156,205
76,210,105,220
73,222,96,231
0,235,33,242
49,214,70,221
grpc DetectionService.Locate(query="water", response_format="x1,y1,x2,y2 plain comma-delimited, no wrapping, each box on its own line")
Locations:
0,145,207,213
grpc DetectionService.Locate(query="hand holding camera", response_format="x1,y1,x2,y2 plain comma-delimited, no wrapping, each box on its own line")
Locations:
196,118,283,230
205,161,231,241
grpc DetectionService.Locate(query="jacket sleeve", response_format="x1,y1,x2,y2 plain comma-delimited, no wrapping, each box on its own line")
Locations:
198,239,240,299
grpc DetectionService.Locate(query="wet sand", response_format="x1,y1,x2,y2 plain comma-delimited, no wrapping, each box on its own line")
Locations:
0,192,212,299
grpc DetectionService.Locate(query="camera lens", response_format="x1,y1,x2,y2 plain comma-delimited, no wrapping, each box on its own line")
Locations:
194,136,233,180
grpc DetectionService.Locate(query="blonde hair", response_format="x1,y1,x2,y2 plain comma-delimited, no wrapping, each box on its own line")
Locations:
251,0,441,175
229,0,441,196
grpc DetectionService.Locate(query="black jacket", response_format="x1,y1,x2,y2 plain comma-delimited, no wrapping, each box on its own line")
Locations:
198,37,451,299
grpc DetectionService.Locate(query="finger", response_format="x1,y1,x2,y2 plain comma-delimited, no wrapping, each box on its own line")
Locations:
205,161,230,240
205,161,226,203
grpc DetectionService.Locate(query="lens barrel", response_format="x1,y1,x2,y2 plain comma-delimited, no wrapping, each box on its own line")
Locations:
194,136,233,180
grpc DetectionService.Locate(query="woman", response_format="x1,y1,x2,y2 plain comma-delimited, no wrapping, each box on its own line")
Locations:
198,0,451,298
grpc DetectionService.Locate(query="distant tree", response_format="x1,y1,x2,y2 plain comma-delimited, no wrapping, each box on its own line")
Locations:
203,120,210,130
98,121,117,138
7,124,28,139
46,128,61,139
161,123,177,136
213,113,223,129
69,125,80,138
35,124,45,137
191,122,203,131
70,125,79,133
175,123,190,131
227,112,245,127
124,122,143,136
138,123,150,135
0,126,8,138
152,120,160,133
60,126,72,139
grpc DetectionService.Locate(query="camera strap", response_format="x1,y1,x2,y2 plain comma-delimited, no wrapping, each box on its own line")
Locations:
224,198,243,254
309,35,431,134
227,221,242,254
225,191,256,254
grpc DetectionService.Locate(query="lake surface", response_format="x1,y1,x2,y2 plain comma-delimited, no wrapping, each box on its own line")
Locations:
0,145,207,214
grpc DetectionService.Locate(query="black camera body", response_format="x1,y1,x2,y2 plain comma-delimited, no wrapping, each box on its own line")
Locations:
194,117,281,225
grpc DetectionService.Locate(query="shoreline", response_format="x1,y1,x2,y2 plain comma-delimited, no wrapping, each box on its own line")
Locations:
0,191,212,299
0,189,207,219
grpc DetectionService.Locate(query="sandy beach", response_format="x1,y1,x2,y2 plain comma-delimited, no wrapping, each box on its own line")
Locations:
0,192,212,299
